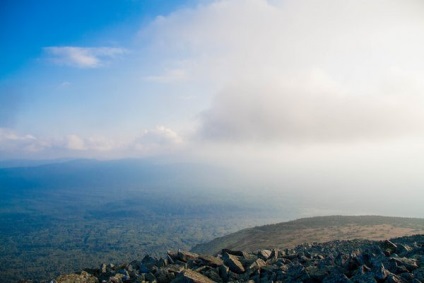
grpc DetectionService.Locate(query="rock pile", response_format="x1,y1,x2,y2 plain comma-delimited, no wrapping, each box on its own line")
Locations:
26,235,424,283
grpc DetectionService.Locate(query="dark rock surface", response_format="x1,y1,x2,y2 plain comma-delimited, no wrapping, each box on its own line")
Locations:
21,234,424,283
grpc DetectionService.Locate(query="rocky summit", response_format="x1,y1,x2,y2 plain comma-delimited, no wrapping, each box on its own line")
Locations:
22,234,424,283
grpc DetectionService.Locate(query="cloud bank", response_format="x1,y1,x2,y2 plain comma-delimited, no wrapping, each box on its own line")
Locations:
198,70,424,143
140,0,424,144
0,126,183,159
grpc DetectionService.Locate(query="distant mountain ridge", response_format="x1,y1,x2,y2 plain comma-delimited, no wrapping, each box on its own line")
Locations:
191,215,424,255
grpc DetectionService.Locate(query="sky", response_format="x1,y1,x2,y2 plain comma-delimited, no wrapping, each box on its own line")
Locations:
2,0,424,216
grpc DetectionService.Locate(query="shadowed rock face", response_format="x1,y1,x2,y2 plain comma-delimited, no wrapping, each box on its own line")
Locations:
23,234,424,283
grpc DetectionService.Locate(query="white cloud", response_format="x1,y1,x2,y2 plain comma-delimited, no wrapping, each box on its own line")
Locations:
44,46,127,68
198,69,424,143
139,0,424,144
0,126,184,158
132,126,183,154
61,135,119,151
0,128,47,152
64,134,86,150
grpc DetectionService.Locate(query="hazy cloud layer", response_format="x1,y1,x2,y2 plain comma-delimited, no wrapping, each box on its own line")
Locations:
198,70,424,143
0,128,47,153
0,126,183,158
44,46,127,68
140,0,424,144
132,126,184,154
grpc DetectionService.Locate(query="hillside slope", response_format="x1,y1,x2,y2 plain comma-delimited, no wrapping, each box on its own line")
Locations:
191,215,424,255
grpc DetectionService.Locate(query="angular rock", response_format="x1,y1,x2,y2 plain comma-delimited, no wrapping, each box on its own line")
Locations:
258,249,272,260
306,265,330,281
385,274,409,283
390,257,419,271
399,272,414,282
322,272,352,283
355,265,372,275
100,264,107,274
145,272,157,282
156,268,176,282
381,240,398,255
171,269,215,283
350,271,377,282
222,252,245,274
396,244,412,255
373,263,389,280
198,255,224,267
157,258,168,268
202,269,223,283
228,270,243,281
286,263,310,282
221,249,247,257
248,258,266,271
142,255,159,270
270,249,280,260
178,251,199,262
218,265,229,282
167,264,185,273
108,273,125,283
413,267,424,281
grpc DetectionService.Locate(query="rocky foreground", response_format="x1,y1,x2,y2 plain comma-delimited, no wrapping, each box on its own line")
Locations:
24,234,424,283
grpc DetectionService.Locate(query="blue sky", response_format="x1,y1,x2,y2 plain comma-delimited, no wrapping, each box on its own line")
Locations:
2,0,424,216
1,0,198,77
